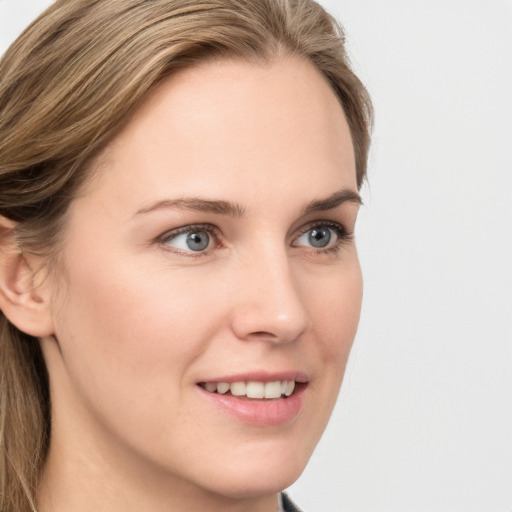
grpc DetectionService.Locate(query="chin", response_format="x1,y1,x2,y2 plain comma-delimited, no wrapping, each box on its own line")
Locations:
193,436,313,499
205,466,305,500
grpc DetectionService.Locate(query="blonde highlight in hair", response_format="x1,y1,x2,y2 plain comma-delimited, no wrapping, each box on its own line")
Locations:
0,1,372,510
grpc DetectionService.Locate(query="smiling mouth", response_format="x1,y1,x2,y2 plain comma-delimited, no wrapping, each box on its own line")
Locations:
198,380,299,400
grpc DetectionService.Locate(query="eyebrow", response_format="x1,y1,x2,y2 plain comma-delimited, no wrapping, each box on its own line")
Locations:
135,197,246,217
135,188,361,218
302,189,362,215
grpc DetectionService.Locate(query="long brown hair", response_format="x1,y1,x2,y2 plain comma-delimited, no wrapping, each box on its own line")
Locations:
0,1,373,510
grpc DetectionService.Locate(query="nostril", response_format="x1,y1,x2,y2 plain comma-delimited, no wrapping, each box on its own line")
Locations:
248,331,276,338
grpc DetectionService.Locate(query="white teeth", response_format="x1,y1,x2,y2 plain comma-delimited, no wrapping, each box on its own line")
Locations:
246,381,265,399
202,380,298,398
285,381,295,397
230,381,246,396
217,382,230,394
264,381,282,399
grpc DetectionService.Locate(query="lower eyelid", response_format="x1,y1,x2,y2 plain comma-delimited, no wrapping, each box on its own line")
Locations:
291,222,354,253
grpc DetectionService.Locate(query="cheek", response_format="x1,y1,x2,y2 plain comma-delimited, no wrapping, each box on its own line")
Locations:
305,260,363,362
299,257,363,409
48,255,230,452
64,258,214,344
51,252,226,406
276,259,363,467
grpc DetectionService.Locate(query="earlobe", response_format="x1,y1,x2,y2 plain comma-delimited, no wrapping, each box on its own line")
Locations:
0,217,55,338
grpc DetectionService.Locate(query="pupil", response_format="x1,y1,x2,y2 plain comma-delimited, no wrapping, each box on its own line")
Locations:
186,231,209,251
309,227,331,248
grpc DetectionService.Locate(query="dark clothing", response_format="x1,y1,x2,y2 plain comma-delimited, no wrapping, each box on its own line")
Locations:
282,492,303,512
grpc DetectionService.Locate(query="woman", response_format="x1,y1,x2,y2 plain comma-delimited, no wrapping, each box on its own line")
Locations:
0,1,372,511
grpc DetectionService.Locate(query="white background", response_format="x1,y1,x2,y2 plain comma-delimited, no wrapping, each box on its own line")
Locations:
1,1,511,511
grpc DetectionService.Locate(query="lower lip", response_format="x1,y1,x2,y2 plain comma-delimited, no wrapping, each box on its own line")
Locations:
197,384,307,426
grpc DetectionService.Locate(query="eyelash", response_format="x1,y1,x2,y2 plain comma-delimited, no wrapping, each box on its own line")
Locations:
294,221,353,255
157,223,221,257
157,221,353,257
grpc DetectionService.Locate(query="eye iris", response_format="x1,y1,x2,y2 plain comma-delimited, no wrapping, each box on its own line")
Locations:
308,227,331,248
186,231,210,251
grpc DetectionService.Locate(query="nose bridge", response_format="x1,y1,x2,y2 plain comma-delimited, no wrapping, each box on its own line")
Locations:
230,240,310,343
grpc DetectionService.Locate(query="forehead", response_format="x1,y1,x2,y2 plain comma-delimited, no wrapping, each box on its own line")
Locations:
83,56,356,208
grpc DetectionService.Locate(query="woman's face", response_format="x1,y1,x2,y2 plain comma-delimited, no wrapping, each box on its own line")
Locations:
41,56,362,500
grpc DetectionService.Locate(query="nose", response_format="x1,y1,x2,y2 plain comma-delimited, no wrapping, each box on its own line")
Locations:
229,247,310,344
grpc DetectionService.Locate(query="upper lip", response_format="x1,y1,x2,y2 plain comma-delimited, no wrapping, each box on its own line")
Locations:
198,370,309,384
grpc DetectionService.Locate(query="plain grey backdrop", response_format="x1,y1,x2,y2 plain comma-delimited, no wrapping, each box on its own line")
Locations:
1,1,511,511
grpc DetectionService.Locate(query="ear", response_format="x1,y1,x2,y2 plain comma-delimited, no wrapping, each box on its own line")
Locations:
0,216,55,337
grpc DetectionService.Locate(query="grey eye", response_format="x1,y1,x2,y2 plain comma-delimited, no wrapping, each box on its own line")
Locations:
186,231,210,251
307,227,332,248
164,229,212,252
295,224,341,249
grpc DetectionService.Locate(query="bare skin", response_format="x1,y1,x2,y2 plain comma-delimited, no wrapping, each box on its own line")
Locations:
5,56,362,512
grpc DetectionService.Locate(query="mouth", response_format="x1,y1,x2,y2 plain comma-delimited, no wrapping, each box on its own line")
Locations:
198,380,300,400
196,373,308,425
